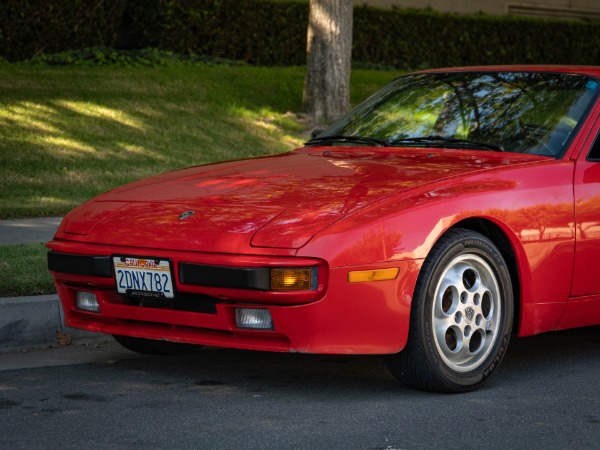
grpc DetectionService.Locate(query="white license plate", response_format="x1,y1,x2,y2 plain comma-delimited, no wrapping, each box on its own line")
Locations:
113,256,174,299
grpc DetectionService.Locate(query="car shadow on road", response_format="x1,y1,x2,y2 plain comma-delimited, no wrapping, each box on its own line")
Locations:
95,325,600,397
499,325,600,381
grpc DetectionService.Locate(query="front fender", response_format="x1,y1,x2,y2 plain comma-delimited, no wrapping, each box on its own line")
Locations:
300,160,576,336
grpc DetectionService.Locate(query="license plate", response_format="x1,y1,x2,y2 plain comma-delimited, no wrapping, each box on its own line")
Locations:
113,256,174,299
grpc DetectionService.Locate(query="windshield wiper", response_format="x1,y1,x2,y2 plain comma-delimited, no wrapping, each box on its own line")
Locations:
305,134,389,147
388,135,504,152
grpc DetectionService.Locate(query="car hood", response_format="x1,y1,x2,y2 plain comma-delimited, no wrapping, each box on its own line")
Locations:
55,147,547,251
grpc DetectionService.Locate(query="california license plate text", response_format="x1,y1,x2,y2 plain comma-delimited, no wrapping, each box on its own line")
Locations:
113,257,174,298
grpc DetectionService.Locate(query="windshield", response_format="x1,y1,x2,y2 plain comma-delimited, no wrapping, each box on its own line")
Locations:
314,71,599,157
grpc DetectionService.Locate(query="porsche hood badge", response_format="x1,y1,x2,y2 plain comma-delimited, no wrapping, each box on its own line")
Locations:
178,211,196,220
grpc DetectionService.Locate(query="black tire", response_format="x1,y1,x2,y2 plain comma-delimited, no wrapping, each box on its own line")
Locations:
386,228,514,393
112,335,200,355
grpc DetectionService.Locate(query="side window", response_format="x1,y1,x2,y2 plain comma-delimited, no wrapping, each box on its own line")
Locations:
588,132,600,161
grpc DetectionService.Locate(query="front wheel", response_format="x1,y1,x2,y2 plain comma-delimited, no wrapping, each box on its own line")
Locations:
386,228,514,393
113,335,201,355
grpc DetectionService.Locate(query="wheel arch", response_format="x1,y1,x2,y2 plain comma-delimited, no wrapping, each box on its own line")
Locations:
447,218,521,335
387,219,518,392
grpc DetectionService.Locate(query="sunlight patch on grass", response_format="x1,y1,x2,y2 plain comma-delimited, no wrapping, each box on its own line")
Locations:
43,136,98,154
118,143,155,155
0,194,75,210
54,100,146,131
254,119,278,132
0,101,60,134
31,196,72,206
3,170,95,188
231,106,305,149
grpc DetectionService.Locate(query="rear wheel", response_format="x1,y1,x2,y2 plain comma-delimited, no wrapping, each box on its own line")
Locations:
386,228,513,392
113,335,200,355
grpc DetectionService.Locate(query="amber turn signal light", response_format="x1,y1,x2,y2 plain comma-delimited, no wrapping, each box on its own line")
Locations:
270,267,313,291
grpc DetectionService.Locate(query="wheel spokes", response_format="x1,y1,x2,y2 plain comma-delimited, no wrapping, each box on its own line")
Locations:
432,254,501,372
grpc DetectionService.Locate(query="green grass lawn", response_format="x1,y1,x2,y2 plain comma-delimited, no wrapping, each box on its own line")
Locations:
0,243,55,297
0,64,399,219
0,63,399,295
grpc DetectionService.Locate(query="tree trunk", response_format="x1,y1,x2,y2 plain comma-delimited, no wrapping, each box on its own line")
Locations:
302,0,353,124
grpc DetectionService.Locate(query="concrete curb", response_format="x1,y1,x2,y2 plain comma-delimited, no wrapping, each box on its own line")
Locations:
0,294,97,351
0,217,97,352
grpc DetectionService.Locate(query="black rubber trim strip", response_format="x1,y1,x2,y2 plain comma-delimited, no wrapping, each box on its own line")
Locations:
179,263,270,291
47,251,112,278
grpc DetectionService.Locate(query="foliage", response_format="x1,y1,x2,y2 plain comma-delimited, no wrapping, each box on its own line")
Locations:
21,47,246,67
353,6,600,69
129,1,600,67
0,0,126,62
124,0,309,65
2,0,600,67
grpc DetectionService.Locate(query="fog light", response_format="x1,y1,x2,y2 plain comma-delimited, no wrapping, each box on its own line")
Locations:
236,308,273,330
76,291,100,313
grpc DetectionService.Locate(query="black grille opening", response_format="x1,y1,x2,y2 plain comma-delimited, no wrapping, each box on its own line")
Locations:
122,293,218,314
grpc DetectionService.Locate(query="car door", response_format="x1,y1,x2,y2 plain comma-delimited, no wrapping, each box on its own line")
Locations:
550,91,600,330
570,109,600,298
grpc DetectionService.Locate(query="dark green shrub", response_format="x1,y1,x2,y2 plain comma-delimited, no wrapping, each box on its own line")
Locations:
0,0,126,62
353,7,600,69
20,46,245,67
128,0,309,65
2,0,600,67
132,1,600,67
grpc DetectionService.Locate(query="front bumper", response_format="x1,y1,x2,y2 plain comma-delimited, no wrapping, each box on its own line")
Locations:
47,240,420,354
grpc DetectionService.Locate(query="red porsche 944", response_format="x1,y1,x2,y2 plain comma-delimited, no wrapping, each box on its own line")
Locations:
47,67,600,392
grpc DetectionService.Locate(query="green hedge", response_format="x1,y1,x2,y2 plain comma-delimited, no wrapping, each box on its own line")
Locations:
1,0,600,67
123,0,308,65
353,7,600,68
0,0,126,62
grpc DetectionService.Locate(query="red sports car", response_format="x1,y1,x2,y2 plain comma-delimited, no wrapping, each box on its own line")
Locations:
47,66,600,392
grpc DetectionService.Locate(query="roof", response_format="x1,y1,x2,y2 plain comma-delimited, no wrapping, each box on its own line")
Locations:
420,65,600,77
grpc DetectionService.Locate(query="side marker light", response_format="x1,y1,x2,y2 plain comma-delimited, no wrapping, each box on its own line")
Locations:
348,268,399,283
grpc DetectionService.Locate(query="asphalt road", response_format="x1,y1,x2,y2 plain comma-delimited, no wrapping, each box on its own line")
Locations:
1,327,599,450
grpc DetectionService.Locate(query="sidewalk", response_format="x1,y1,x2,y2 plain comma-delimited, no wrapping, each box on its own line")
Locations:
0,217,100,352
